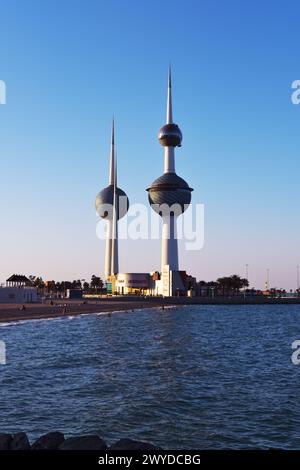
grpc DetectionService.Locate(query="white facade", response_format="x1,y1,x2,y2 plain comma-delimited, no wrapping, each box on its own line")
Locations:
115,269,187,297
116,273,150,294
157,266,187,296
0,287,38,303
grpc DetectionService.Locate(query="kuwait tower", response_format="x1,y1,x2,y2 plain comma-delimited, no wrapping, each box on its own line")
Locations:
147,66,193,273
95,120,129,279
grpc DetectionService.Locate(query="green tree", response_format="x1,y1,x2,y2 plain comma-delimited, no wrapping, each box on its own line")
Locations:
217,275,249,296
29,275,45,292
90,275,104,293
71,279,82,289
216,276,232,296
83,282,90,292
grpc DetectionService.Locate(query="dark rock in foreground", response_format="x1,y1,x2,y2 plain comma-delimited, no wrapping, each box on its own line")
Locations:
0,434,12,450
0,431,162,451
11,432,30,450
31,432,65,450
109,438,162,450
59,435,107,450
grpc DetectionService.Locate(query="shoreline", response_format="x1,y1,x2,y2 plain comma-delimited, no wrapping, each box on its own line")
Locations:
0,296,299,324
0,299,168,324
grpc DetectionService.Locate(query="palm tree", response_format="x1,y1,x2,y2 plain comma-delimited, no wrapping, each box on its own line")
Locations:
83,282,90,292
90,275,104,293
216,277,232,296
230,274,249,294
217,275,249,296
29,275,45,294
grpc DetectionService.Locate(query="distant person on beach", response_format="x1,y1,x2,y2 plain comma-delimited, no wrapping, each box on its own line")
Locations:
20,305,26,311
62,305,67,314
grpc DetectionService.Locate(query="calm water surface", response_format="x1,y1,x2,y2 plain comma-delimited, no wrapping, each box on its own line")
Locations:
0,304,300,449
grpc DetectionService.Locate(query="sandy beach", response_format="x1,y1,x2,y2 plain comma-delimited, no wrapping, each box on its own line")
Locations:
0,295,300,324
0,298,171,324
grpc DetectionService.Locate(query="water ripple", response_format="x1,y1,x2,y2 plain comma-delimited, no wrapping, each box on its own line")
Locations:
0,305,300,449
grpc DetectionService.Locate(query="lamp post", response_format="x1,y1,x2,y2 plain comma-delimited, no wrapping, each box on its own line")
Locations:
244,263,249,301
245,264,249,282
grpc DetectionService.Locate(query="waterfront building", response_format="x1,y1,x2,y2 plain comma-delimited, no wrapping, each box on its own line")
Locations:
0,275,37,303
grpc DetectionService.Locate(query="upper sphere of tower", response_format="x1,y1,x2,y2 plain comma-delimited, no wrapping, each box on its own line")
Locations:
95,184,129,220
158,123,182,147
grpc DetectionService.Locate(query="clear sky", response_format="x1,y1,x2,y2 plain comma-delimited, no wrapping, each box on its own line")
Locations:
0,0,299,290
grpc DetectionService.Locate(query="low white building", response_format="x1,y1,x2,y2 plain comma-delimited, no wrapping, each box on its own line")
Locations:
116,273,151,295
114,268,190,297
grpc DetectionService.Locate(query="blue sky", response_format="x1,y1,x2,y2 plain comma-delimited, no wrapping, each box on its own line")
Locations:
0,0,299,289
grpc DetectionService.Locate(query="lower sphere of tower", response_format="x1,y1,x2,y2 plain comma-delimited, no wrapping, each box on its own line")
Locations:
95,184,129,220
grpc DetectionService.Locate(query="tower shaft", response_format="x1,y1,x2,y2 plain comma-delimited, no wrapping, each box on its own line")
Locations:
111,220,119,275
164,146,175,173
161,215,178,271
105,118,115,278
105,220,113,279
111,156,118,275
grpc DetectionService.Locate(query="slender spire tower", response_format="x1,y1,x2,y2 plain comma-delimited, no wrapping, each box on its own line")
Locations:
111,156,118,275
147,66,193,273
105,118,115,278
95,120,129,280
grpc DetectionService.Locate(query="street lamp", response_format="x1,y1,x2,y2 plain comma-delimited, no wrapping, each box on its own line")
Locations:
244,264,249,300
266,268,270,291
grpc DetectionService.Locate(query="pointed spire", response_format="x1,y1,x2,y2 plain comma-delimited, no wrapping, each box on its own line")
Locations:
111,115,114,144
114,153,118,188
166,64,173,124
112,154,117,224
109,116,115,185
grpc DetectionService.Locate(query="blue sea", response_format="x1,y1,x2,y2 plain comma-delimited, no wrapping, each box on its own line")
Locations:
0,304,300,449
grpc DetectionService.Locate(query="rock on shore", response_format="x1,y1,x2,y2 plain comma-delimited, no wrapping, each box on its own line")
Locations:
0,432,162,450
31,432,65,450
0,432,30,450
59,435,107,450
109,438,162,450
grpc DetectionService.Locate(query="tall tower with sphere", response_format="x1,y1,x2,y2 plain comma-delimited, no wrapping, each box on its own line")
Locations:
147,66,193,273
95,119,129,279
